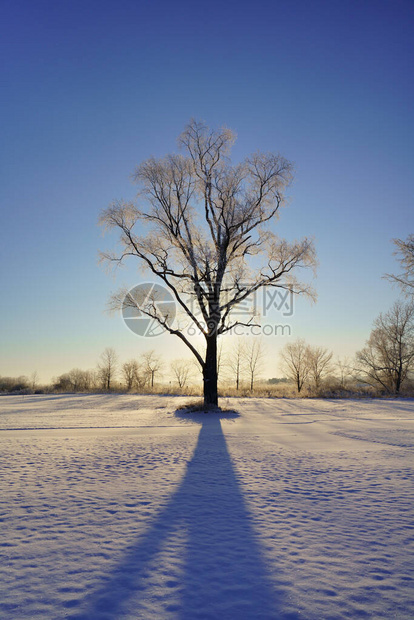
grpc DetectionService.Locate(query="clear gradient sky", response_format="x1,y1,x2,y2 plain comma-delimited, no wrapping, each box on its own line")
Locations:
1,0,413,382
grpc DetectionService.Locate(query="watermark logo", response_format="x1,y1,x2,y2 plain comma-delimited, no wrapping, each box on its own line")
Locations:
185,287,294,318
122,282,294,337
122,282,176,337
262,289,294,317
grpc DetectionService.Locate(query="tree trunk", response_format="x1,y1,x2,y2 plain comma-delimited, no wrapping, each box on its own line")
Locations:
396,360,403,395
203,334,218,407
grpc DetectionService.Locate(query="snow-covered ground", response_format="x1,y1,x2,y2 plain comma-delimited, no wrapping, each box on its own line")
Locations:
1,395,414,619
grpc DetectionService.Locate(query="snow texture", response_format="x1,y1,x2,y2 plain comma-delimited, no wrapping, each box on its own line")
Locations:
1,394,414,619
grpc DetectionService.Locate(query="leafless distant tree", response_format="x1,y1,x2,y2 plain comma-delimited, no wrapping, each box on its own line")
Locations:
55,368,95,392
280,339,310,393
307,345,333,391
53,373,72,391
86,370,99,390
100,120,317,406
356,301,414,394
171,359,193,389
135,365,149,389
30,371,39,391
122,360,138,391
122,359,148,390
98,347,118,391
335,356,353,389
385,235,414,295
68,368,92,391
0,375,28,392
225,338,246,390
216,341,224,382
68,369,81,391
142,350,162,388
245,339,266,391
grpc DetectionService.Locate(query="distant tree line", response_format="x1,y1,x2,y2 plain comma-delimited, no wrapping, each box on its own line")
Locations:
0,375,32,393
354,235,414,395
279,340,334,393
277,302,414,397
2,236,413,398
53,348,165,393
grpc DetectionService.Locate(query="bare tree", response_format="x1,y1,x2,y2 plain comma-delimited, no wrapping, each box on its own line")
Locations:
245,339,266,391
67,368,87,391
356,301,414,394
280,339,310,393
0,375,30,392
122,360,148,391
122,360,139,391
142,350,162,388
54,369,95,392
98,347,118,391
385,235,414,295
307,345,333,391
225,338,246,391
30,371,39,391
171,359,192,389
216,340,224,383
100,120,317,407
85,370,98,390
53,373,72,391
335,356,353,389
135,364,149,389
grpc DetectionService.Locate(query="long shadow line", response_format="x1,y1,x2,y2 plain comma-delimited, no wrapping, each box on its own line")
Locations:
69,415,283,619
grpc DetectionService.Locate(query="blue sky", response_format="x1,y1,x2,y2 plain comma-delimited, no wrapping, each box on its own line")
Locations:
1,0,413,381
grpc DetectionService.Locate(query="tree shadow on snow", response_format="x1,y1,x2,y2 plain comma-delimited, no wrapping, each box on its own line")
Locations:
69,412,283,619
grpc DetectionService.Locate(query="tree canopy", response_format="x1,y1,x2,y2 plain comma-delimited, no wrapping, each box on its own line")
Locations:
100,120,317,406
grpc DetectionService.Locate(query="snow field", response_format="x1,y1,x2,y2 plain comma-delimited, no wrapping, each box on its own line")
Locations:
0,395,413,619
